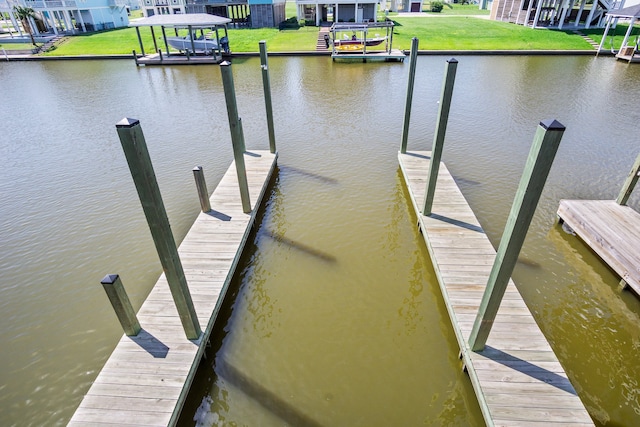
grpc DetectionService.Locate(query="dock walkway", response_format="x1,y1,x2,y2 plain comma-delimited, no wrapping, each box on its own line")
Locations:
558,199,640,295
69,150,277,426
399,151,592,426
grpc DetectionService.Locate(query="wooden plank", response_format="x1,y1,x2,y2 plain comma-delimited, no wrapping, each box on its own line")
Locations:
558,199,640,294
399,151,592,426
70,151,277,426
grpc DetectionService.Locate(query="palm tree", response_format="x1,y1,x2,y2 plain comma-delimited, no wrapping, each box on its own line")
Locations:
13,5,37,47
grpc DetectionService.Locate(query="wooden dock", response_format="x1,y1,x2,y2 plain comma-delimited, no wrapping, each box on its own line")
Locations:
331,49,406,62
558,199,640,295
399,151,593,426
69,150,277,426
135,52,225,66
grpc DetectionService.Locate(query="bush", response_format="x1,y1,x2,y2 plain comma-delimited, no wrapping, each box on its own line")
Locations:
431,1,444,12
278,16,300,30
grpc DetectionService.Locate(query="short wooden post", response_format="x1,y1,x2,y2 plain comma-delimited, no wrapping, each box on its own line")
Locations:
186,49,191,61
132,49,138,67
615,152,640,205
423,58,458,215
100,274,141,337
115,118,202,340
220,61,252,214
468,120,565,351
193,166,211,213
259,40,277,154
158,48,163,62
400,37,419,154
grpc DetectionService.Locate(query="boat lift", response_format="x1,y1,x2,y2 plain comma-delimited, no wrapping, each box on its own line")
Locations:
330,21,405,62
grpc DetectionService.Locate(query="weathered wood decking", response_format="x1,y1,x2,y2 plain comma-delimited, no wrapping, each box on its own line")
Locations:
558,199,640,295
69,150,277,426
399,151,593,426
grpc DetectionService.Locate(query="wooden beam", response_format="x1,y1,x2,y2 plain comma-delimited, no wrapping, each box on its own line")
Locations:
400,37,418,154
616,152,640,205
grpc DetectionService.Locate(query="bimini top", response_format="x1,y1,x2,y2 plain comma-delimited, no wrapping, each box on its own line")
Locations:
607,4,640,18
129,13,231,28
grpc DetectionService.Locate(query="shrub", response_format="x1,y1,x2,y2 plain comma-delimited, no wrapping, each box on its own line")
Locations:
278,16,300,30
431,1,444,12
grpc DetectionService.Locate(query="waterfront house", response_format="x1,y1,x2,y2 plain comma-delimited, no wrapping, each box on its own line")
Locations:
295,0,379,26
490,0,626,29
149,0,286,28
0,0,129,36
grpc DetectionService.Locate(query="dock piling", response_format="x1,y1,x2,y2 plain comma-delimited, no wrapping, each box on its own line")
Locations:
616,152,640,205
400,37,419,154
468,119,565,351
423,58,458,216
115,118,202,340
132,49,138,67
100,274,141,337
259,41,277,154
193,166,211,213
220,61,252,214
158,48,163,62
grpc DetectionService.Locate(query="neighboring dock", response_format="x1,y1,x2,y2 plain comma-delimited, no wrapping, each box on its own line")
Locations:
69,150,277,426
399,151,593,426
557,152,640,295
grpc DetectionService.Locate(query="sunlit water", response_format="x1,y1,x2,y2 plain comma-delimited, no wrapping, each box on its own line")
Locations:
0,55,639,426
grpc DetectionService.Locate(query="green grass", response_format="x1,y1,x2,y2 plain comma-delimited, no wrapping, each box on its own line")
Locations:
0,43,36,50
227,26,319,51
42,14,595,55
583,23,640,49
390,17,593,50
422,3,491,15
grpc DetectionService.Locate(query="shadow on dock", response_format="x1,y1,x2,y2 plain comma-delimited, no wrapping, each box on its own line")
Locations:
216,356,323,427
429,213,484,234
263,229,336,263
206,209,232,221
480,346,577,395
127,329,172,358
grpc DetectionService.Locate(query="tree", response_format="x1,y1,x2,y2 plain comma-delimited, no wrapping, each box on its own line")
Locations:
13,6,37,47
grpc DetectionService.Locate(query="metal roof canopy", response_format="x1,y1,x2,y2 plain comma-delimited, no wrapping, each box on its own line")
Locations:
129,13,231,28
607,4,640,18
329,21,394,32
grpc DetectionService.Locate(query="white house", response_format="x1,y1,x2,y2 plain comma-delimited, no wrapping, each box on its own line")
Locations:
0,0,129,35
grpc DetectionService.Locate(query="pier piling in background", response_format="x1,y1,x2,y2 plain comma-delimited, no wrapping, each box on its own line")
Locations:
220,61,252,213
259,41,277,154
400,37,419,154
193,166,211,213
468,119,565,351
100,274,141,337
616,152,640,205
116,118,202,340
423,58,458,216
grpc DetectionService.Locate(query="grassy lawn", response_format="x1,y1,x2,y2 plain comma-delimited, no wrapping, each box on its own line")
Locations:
421,3,491,15
583,23,640,49
0,43,37,50
42,13,595,55
390,17,593,50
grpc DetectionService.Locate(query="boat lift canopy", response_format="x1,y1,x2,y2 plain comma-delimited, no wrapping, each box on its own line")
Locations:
129,13,231,58
597,4,640,60
329,21,395,56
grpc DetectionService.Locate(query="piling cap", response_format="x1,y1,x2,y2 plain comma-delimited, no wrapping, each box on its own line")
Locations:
116,118,140,128
101,274,119,285
220,61,231,66
540,119,565,131
447,58,458,64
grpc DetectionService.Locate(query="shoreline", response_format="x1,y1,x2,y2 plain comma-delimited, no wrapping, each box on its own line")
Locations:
1,49,613,62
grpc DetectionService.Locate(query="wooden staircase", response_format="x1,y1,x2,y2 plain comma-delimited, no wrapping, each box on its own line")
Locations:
316,25,331,51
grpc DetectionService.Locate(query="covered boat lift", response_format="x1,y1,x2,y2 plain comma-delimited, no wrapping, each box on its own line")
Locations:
330,21,404,62
129,14,231,66
597,4,640,63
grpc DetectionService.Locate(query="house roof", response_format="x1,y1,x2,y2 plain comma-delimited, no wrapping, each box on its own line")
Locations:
129,13,231,28
607,4,640,18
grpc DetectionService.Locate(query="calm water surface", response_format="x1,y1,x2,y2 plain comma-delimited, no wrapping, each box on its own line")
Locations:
1,55,639,426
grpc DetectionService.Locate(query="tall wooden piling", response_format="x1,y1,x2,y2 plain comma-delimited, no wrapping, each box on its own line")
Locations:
116,118,202,340
423,58,458,216
400,37,419,154
220,61,252,214
259,41,277,154
468,120,565,351
193,166,211,213
616,152,640,205
100,274,141,337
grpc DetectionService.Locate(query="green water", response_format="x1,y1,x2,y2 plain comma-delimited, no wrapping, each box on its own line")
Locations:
0,56,639,426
